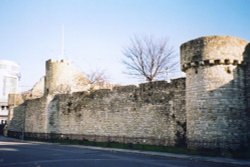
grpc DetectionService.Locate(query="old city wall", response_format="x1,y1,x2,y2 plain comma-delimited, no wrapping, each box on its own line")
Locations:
8,35,250,152
8,78,186,146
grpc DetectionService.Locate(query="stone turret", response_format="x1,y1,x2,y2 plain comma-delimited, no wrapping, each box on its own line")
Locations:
181,36,250,150
44,59,89,95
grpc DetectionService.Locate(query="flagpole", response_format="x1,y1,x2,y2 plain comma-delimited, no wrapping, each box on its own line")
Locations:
61,24,64,59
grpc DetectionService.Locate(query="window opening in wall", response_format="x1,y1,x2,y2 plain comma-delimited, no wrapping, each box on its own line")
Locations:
225,59,230,64
225,67,231,74
215,60,220,64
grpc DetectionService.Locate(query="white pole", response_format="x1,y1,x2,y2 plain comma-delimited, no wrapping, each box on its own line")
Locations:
61,24,64,59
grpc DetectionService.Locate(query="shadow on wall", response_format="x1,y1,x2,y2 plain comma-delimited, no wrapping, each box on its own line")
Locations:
244,43,250,110
243,43,250,150
7,102,27,138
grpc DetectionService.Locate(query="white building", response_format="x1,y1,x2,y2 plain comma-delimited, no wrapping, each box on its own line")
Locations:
0,60,20,125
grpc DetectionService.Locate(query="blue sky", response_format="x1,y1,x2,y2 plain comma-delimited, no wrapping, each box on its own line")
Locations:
0,0,249,91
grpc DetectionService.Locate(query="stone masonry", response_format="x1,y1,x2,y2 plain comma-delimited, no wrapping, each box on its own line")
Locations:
7,35,250,152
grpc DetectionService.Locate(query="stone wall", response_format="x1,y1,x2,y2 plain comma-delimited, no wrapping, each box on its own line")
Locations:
8,78,186,146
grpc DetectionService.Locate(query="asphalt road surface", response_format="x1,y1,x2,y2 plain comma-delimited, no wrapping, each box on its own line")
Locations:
0,136,248,167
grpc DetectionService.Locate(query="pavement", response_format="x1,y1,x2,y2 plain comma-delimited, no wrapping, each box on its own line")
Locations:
1,136,250,167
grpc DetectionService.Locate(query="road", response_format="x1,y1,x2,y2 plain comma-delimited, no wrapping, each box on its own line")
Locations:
0,136,248,167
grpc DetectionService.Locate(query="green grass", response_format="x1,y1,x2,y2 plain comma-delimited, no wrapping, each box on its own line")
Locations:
22,136,250,159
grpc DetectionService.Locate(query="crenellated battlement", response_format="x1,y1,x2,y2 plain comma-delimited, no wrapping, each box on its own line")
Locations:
46,59,70,64
180,36,248,71
181,59,242,71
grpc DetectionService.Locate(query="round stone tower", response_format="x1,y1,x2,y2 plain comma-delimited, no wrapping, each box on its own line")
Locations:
44,59,90,95
45,59,72,95
181,36,249,150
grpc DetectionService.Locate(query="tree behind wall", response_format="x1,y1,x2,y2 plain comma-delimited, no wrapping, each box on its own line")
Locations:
86,69,114,90
122,35,178,82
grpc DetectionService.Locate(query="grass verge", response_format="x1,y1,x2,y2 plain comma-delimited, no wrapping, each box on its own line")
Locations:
23,136,250,159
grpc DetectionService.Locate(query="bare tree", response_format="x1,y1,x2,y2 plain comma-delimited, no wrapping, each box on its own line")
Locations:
86,69,113,90
122,35,178,82
87,69,107,85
